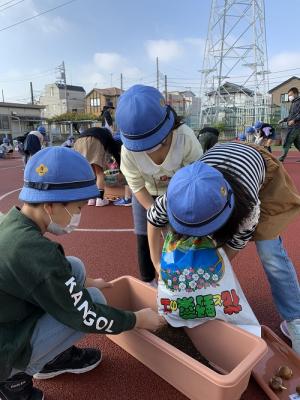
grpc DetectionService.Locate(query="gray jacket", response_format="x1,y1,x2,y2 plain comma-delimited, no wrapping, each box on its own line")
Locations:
284,96,300,125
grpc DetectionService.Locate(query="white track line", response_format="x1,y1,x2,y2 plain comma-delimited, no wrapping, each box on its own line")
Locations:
0,164,23,171
0,187,22,201
75,228,134,232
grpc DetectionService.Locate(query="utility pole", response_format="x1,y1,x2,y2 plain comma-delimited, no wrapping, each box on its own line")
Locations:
1,89,4,102
62,61,68,113
30,82,34,104
156,57,159,90
164,75,168,102
57,61,68,113
120,73,123,91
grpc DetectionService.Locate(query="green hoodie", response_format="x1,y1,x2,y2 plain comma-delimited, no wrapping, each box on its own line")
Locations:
0,207,136,379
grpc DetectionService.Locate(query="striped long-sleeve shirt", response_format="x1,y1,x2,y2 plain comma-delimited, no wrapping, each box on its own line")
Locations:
147,142,266,250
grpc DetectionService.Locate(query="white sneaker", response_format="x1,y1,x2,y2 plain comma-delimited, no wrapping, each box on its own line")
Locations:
286,319,300,354
96,198,109,207
88,199,96,206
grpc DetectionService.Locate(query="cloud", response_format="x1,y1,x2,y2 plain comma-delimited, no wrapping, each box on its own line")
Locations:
75,52,143,91
269,52,300,73
145,37,206,65
146,40,183,62
94,53,124,72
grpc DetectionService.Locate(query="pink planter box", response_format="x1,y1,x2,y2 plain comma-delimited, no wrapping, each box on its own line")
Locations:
103,276,267,400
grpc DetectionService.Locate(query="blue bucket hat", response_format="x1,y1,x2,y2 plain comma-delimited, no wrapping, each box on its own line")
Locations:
115,84,175,152
37,126,46,135
19,147,99,203
167,161,235,236
238,132,246,141
246,126,255,134
254,121,263,130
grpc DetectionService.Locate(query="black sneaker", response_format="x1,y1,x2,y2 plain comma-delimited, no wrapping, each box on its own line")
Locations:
33,346,102,380
0,372,44,400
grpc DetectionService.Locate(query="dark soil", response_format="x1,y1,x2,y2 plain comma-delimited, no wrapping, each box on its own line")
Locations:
154,325,225,374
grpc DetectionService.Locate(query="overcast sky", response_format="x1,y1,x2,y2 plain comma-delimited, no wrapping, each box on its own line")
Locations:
0,0,299,103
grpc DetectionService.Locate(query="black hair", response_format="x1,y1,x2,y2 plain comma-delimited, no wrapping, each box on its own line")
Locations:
199,127,220,136
288,87,299,96
169,167,255,248
169,106,184,131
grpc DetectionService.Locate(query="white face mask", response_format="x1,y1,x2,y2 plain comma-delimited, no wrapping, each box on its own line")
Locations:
47,207,81,236
146,143,162,154
288,95,295,102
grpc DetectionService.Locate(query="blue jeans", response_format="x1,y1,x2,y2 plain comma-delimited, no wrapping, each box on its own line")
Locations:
256,237,300,321
11,256,106,377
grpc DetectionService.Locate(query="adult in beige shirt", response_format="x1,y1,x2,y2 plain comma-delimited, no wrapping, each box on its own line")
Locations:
116,84,202,287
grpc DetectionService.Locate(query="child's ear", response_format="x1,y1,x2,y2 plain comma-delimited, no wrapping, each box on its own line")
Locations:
43,203,54,215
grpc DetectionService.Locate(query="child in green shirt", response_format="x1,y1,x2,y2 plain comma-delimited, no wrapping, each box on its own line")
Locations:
0,147,163,400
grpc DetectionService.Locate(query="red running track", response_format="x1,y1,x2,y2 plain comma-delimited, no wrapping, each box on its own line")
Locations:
0,152,300,400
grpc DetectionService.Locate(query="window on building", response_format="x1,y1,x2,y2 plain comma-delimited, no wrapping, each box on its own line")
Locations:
0,115,10,130
72,108,77,112
50,87,54,97
280,93,289,103
90,98,100,107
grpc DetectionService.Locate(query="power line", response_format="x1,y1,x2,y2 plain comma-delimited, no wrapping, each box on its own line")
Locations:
0,0,78,33
0,0,18,7
0,0,25,12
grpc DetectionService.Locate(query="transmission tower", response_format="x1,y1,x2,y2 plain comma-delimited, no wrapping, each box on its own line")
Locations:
199,0,270,132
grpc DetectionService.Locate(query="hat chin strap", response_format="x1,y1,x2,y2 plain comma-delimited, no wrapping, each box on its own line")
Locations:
23,179,96,191
171,190,233,229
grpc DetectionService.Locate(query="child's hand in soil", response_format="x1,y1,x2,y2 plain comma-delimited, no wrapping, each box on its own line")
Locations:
134,308,166,331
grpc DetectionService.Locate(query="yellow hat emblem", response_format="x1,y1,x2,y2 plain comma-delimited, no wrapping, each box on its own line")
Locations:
36,164,48,176
220,186,227,196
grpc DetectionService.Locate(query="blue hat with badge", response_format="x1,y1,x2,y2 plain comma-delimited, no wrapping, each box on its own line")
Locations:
19,147,99,203
167,161,235,236
115,84,175,152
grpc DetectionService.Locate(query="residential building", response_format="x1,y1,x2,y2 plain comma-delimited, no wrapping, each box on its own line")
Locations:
39,83,86,118
85,87,123,116
163,90,201,130
268,76,300,119
0,102,45,140
201,81,270,134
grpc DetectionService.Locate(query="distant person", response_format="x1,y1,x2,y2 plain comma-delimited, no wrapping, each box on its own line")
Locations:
238,132,246,141
278,87,300,162
245,126,255,142
197,127,219,153
23,126,46,164
1,137,13,155
61,135,75,148
0,147,164,400
100,102,114,133
112,131,132,207
254,121,276,153
74,127,120,207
